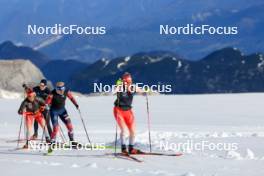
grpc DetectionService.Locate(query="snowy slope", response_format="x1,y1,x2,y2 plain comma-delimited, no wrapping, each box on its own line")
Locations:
0,94,264,176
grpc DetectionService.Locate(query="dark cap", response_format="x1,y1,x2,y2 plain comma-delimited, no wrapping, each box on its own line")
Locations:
40,79,47,86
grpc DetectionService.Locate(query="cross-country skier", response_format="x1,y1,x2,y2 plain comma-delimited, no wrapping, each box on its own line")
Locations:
46,82,79,146
18,89,50,148
114,72,146,154
30,79,52,139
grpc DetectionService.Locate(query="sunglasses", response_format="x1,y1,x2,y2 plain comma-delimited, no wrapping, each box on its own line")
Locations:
56,86,65,91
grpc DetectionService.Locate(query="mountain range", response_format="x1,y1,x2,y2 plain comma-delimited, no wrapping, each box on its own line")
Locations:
0,0,263,62
69,48,264,94
0,41,263,94
0,41,50,67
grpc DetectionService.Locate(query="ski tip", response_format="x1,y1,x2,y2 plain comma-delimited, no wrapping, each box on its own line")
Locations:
173,153,183,156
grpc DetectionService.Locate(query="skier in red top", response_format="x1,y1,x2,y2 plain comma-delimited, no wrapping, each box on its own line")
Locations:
18,89,50,148
46,82,79,146
114,72,146,154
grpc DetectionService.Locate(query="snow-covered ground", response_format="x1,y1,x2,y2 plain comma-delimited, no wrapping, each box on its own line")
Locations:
0,94,264,176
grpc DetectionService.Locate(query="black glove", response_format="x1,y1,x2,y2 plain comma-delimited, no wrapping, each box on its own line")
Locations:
18,110,23,115
75,104,79,109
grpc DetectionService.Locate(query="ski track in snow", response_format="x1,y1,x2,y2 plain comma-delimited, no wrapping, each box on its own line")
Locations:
1,130,264,176
0,156,188,176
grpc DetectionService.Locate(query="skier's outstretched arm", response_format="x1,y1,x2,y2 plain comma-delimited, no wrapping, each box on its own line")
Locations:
67,91,79,109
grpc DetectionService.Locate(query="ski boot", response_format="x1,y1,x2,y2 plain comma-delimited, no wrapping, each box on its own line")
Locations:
128,145,144,154
23,140,30,149
47,139,56,154
23,144,29,149
71,141,82,149
48,139,57,147
45,137,51,144
69,132,81,149
121,145,128,154
69,135,82,149
30,134,38,140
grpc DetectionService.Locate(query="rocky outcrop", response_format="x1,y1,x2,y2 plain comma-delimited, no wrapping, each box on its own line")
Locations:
0,59,45,92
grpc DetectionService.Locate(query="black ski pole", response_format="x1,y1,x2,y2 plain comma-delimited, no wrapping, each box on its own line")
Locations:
78,109,92,145
40,110,50,143
114,124,118,155
22,85,27,140
39,120,48,152
145,94,152,152
59,124,67,143
40,110,48,143
17,116,23,148
24,118,26,140
40,123,45,143
114,80,121,155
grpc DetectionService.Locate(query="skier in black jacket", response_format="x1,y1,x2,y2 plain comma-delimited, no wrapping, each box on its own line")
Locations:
46,82,79,146
23,79,52,139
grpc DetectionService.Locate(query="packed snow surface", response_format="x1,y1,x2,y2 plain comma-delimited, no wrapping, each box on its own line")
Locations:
0,94,264,176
